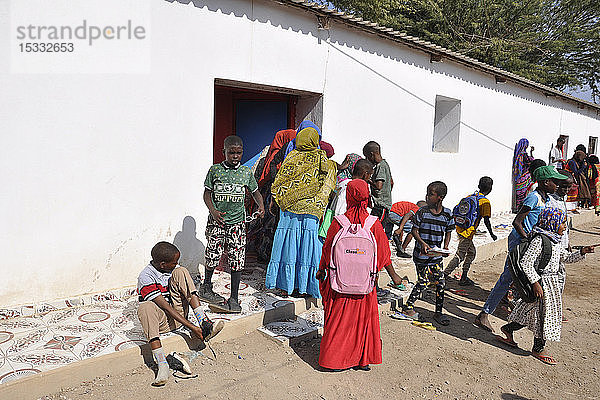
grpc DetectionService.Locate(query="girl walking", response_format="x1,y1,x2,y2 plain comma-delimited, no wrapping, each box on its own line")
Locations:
497,207,594,364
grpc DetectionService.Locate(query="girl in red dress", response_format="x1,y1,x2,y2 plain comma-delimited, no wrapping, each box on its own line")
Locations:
316,179,391,371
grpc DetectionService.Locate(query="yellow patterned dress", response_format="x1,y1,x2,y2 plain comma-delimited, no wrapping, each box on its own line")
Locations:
265,128,336,298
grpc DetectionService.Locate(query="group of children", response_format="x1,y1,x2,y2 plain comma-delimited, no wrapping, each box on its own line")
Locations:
136,132,595,385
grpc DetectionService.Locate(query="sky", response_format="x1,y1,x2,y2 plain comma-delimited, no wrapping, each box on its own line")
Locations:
567,86,595,103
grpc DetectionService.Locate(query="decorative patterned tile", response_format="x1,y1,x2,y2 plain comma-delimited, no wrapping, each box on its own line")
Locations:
70,332,120,360
0,309,22,321
35,303,60,316
40,307,87,328
1,328,53,357
0,355,14,383
0,317,47,336
0,367,40,384
118,324,147,342
19,305,36,318
8,349,78,372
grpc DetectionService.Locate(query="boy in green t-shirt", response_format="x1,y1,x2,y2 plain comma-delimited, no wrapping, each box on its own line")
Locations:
199,136,264,313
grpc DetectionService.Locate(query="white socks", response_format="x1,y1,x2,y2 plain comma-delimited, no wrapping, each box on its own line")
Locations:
151,347,169,386
193,306,207,324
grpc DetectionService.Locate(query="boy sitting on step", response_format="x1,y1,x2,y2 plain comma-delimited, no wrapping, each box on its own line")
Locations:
137,242,224,386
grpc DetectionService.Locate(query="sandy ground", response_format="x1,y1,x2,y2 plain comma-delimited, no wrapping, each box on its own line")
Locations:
41,222,600,400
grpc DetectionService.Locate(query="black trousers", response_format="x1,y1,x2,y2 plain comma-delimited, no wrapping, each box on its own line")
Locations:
503,322,546,352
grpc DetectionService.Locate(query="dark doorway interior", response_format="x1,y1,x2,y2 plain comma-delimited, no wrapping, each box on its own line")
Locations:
213,85,297,164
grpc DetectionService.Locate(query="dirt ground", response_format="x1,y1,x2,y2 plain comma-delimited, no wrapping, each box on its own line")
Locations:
41,222,600,400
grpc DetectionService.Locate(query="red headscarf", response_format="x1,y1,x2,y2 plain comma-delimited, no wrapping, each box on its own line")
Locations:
344,179,370,224
258,129,296,186
320,141,335,158
318,178,391,278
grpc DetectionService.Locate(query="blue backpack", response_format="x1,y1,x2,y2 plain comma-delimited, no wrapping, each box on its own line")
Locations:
452,192,482,229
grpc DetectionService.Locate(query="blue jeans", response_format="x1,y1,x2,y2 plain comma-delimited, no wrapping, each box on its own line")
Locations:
482,232,522,314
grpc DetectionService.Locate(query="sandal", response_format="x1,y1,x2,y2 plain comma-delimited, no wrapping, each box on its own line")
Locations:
495,335,518,348
411,321,436,331
433,313,450,326
532,352,557,365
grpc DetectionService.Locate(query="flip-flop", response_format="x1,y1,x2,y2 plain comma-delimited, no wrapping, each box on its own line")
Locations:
449,289,468,297
532,352,557,365
495,335,518,348
388,282,407,291
412,321,436,331
208,302,241,314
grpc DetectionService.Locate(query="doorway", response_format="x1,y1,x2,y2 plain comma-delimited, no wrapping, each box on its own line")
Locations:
213,84,297,165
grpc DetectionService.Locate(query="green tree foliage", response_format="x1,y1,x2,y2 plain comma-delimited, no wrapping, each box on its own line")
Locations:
325,0,600,102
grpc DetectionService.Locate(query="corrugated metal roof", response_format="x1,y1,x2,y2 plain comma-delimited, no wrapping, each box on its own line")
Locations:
275,0,600,112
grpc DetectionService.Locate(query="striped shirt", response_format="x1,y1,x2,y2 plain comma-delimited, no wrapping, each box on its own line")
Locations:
137,263,171,302
412,206,455,265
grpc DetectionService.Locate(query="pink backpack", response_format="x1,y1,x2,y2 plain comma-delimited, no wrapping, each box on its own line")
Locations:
329,215,378,295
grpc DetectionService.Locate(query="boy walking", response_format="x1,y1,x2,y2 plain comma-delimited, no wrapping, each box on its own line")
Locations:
137,242,224,386
363,141,394,238
444,176,497,285
199,136,264,313
403,182,454,325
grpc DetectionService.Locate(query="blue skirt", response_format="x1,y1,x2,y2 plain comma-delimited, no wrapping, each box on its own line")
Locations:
265,210,322,298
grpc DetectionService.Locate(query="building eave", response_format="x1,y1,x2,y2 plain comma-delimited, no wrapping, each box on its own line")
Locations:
274,0,600,112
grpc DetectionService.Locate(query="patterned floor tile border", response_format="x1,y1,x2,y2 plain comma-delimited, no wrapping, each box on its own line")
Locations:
0,268,293,386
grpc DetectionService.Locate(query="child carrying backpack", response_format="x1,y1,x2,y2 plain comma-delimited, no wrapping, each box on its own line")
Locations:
316,179,392,372
445,177,497,285
497,207,594,365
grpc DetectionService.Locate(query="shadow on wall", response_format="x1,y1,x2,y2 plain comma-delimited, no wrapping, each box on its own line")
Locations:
164,0,597,120
173,216,206,276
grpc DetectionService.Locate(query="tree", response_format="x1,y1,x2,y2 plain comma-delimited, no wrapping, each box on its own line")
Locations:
324,0,600,103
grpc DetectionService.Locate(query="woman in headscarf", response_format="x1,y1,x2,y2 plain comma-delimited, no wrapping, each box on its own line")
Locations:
512,139,535,213
265,126,337,298
316,179,391,371
336,153,362,185
319,141,335,159
258,129,297,188
282,120,321,159
248,129,297,263
566,150,591,207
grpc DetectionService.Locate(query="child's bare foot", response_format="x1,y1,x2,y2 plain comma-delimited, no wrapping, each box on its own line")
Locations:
474,312,494,333
532,350,557,365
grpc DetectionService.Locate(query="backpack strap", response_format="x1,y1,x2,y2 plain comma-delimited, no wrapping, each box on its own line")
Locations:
363,215,378,231
334,214,351,228
536,234,554,273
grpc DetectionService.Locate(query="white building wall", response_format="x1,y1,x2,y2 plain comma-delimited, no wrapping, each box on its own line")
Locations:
1,0,598,307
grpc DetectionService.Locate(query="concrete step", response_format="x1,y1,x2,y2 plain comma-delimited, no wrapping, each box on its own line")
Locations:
258,308,324,347
257,285,412,347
